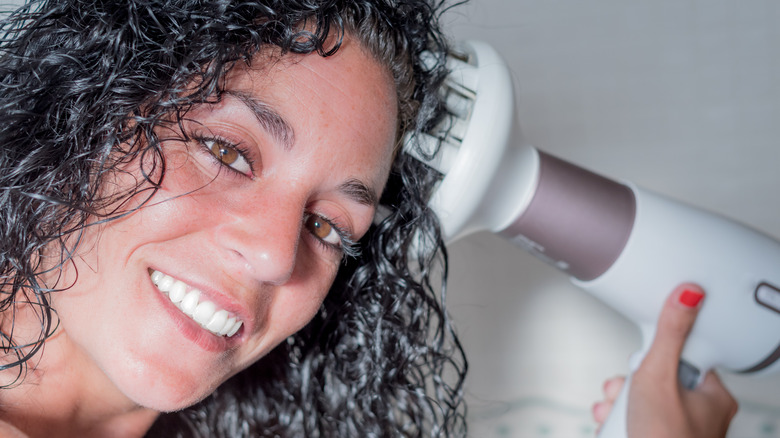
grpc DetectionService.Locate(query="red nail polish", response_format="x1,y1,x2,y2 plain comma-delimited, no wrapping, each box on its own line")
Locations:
679,289,704,307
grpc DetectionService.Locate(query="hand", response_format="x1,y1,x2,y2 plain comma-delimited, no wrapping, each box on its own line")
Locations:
592,284,738,437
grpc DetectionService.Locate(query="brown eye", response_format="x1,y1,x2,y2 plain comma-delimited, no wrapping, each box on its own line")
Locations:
305,214,341,246
200,138,252,175
210,140,238,165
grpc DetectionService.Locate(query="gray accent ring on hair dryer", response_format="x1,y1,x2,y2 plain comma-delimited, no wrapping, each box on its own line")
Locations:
405,40,780,437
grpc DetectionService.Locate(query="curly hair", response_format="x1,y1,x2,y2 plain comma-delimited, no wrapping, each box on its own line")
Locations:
0,0,466,436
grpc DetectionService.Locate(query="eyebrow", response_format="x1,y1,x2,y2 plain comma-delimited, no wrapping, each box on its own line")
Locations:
224,90,295,150
224,90,378,208
339,178,379,207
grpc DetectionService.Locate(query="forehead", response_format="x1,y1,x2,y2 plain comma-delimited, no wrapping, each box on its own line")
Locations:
221,38,400,186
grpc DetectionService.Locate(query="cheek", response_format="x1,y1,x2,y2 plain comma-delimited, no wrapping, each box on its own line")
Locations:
158,146,214,194
113,136,220,200
265,260,337,340
273,291,326,335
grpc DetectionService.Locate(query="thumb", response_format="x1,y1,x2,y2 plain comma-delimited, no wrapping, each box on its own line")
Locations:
641,284,705,379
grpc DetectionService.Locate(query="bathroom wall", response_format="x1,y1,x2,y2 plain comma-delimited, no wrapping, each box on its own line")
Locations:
443,1,780,437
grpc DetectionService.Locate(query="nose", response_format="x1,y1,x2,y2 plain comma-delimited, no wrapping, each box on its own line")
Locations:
212,195,303,286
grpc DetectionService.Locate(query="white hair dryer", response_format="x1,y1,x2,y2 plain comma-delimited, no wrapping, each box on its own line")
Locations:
408,40,780,437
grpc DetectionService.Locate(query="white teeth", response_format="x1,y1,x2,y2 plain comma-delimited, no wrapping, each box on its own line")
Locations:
157,275,175,292
169,280,186,303
179,289,200,317
151,270,165,285
217,317,243,338
206,309,229,332
219,316,237,336
193,301,216,326
149,270,243,338
226,320,243,337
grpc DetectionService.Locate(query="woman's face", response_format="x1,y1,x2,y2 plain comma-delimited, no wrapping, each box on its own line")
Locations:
50,38,399,411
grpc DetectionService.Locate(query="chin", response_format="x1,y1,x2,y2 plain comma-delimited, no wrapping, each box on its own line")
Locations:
123,376,220,413
101,349,229,413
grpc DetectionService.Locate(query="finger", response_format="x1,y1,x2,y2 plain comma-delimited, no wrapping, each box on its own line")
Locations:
603,376,625,402
696,371,739,417
641,284,705,377
696,371,727,396
592,400,613,424
685,371,740,432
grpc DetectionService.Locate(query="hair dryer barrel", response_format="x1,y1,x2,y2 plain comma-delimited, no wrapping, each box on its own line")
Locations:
498,151,636,281
497,152,780,374
577,184,780,375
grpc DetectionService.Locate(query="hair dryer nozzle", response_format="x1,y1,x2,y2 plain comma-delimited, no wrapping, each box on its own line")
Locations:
405,41,538,242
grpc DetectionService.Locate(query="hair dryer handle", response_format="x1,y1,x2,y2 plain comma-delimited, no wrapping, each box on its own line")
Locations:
597,346,705,437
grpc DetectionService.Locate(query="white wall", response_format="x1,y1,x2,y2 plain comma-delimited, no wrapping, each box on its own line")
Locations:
444,1,780,437
3,0,777,436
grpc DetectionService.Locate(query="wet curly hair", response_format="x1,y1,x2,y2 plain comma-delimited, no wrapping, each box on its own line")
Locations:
0,0,466,436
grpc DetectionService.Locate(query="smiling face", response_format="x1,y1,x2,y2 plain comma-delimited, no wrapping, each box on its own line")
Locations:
48,37,399,411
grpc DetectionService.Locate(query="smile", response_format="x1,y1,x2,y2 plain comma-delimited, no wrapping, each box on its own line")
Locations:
150,269,243,338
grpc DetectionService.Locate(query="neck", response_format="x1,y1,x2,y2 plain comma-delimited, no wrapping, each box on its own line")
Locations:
0,309,159,438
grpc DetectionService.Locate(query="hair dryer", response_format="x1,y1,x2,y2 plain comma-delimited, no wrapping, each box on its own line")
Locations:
408,40,780,437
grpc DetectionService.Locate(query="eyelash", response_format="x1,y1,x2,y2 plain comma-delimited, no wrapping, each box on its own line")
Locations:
192,133,256,178
305,212,361,259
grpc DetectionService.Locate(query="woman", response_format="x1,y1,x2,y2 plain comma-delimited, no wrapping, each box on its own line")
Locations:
0,0,737,437
0,0,465,436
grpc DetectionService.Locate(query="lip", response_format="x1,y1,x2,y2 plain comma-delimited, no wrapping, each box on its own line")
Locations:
147,267,249,352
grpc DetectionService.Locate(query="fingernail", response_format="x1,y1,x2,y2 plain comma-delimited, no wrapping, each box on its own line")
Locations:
679,289,704,307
